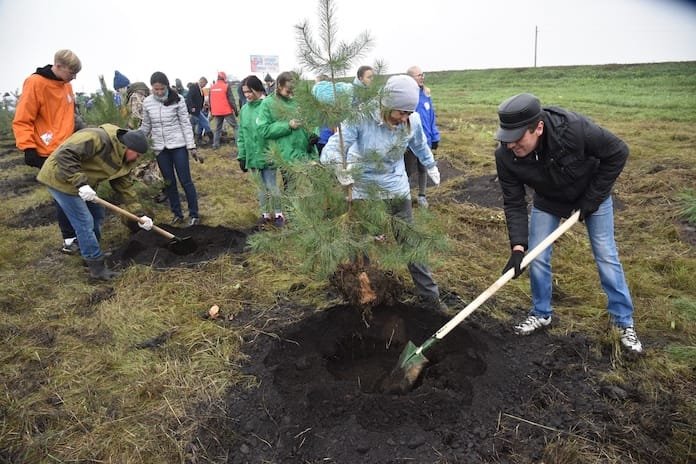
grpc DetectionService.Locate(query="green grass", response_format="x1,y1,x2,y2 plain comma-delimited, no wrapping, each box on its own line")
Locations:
0,61,695,463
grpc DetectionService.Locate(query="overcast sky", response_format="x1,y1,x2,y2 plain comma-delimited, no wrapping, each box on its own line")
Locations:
1,0,695,94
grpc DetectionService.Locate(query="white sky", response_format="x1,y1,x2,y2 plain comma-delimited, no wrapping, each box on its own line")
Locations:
1,0,695,94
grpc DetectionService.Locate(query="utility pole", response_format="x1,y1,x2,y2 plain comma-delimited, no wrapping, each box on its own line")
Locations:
534,26,538,67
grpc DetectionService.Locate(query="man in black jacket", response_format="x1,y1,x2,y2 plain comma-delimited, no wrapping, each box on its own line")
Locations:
494,93,642,353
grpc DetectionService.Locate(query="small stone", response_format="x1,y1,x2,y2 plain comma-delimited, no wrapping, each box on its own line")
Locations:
295,356,311,370
239,444,250,455
356,443,370,454
386,438,396,446
407,435,426,449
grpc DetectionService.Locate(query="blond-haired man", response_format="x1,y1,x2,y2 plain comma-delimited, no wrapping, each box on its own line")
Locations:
13,49,85,253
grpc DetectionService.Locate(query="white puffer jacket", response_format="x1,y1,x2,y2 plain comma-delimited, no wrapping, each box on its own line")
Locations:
140,95,196,151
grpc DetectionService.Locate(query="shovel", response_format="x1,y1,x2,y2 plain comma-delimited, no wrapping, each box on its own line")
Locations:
383,210,581,394
93,197,197,255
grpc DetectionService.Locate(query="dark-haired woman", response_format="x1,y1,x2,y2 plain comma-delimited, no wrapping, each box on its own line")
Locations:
236,75,285,228
140,71,202,226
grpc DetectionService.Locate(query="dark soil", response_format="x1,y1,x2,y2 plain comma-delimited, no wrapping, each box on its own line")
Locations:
189,303,674,464
108,224,250,269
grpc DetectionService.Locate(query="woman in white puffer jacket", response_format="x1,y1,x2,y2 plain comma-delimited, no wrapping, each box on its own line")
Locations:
140,71,202,226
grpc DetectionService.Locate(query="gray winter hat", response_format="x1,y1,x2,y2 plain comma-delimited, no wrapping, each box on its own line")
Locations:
381,75,419,112
117,129,148,154
495,93,542,142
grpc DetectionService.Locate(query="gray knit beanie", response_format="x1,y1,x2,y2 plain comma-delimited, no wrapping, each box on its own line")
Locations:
381,75,419,112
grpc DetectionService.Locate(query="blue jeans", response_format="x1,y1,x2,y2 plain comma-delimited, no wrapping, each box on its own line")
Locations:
192,113,211,137
48,188,105,259
156,147,199,219
527,197,635,327
252,168,281,215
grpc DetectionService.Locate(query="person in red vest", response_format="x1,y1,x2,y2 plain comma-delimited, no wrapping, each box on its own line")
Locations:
209,72,239,149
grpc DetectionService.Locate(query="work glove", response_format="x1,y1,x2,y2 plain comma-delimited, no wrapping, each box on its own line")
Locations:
335,164,354,186
24,148,44,168
238,159,248,172
578,200,599,222
190,148,204,163
431,141,439,150
427,165,441,185
78,185,98,202
503,249,525,279
138,215,153,230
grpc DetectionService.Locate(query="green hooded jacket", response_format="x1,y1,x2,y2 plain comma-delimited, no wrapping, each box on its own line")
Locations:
36,123,139,205
257,93,317,163
236,98,267,169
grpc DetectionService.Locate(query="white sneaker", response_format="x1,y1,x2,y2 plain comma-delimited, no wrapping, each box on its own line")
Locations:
514,314,551,335
620,327,643,353
417,195,429,208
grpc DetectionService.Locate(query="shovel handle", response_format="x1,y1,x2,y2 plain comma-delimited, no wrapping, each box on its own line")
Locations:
92,197,176,240
433,210,581,342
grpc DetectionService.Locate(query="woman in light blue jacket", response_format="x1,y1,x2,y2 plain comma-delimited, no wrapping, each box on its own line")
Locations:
141,71,202,226
320,75,446,312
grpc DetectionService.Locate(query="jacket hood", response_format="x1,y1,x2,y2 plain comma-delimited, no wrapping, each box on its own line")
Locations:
35,64,62,81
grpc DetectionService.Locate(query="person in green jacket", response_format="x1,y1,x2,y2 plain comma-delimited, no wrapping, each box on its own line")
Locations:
256,71,318,214
37,124,152,280
237,75,285,228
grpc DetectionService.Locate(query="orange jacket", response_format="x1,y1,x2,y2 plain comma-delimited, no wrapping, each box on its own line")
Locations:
13,71,76,157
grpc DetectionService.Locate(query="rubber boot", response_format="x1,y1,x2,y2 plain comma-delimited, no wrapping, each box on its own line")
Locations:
84,257,119,281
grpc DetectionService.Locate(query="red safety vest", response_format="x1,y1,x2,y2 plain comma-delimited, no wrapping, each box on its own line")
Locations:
209,80,233,116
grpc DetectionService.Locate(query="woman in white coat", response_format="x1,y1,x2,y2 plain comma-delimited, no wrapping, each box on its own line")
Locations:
140,71,202,226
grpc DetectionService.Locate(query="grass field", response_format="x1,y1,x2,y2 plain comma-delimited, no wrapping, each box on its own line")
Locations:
0,61,694,463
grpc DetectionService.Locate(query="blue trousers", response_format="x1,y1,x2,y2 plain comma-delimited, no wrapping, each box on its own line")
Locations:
48,188,105,259
527,197,635,328
156,147,199,219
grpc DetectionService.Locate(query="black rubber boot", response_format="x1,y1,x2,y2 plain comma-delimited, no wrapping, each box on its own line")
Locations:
84,257,119,281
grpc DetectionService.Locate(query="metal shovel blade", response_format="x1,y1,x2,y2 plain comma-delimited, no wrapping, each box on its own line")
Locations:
381,341,429,394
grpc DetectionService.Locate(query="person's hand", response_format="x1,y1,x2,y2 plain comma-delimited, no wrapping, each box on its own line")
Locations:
431,141,439,150
427,165,441,185
335,164,354,186
307,134,320,153
238,159,248,172
24,148,43,168
190,148,204,163
578,200,599,222
138,216,153,230
503,249,525,279
289,119,303,130
78,185,98,202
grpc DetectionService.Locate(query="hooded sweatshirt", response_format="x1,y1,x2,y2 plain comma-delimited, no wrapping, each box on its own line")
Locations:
13,64,77,157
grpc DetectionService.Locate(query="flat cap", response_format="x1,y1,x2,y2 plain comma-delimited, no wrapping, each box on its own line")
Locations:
495,93,542,142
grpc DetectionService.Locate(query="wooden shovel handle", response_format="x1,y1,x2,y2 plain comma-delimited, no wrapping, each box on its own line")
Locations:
92,197,176,240
433,210,581,342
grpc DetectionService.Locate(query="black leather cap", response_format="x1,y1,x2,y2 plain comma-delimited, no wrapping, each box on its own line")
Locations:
495,93,542,142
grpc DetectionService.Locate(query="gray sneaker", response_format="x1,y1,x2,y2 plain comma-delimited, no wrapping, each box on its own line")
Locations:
417,195,429,208
188,217,200,226
514,314,552,335
620,327,643,353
